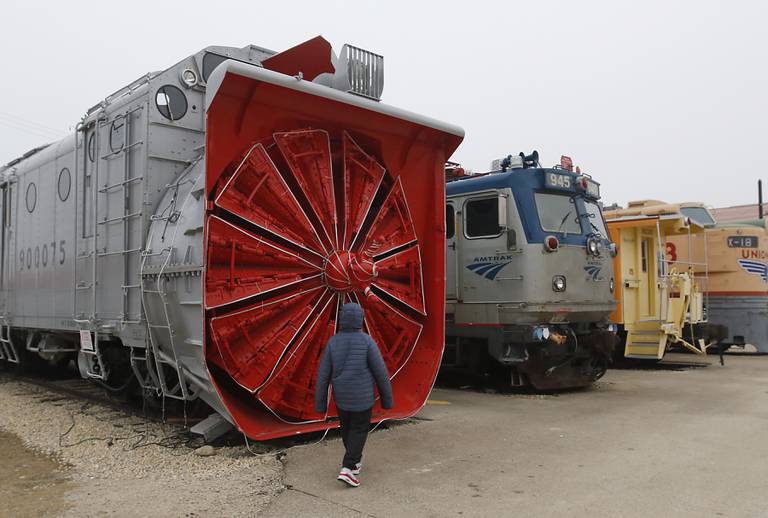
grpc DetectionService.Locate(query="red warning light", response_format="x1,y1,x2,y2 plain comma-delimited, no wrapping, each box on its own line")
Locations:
560,155,573,172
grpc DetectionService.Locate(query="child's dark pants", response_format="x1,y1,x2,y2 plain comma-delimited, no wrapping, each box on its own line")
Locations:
338,407,372,470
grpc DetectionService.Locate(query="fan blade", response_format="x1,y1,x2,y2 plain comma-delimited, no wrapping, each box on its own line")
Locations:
373,245,426,315
358,292,423,378
258,293,340,422
274,129,338,249
342,132,386,249
356,177,416,258
205,216,322,309
208,287,327,392
214,144,326,255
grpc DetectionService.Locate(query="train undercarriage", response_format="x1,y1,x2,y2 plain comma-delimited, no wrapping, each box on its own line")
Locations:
443,322,617,390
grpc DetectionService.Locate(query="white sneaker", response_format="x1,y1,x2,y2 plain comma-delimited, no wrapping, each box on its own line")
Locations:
337,467,360,487
352,462,362,475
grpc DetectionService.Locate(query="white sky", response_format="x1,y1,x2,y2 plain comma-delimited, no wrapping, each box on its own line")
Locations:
1,0,765,208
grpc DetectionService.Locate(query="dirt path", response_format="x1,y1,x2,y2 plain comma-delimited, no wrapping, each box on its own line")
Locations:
0,377,283,517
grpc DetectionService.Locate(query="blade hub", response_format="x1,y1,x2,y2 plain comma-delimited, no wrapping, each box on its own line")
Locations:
324,250,376,292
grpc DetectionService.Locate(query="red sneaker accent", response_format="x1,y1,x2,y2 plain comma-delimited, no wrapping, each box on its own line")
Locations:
337,470,360,487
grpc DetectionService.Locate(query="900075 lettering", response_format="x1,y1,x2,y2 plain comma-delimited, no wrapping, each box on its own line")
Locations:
19,240,66,270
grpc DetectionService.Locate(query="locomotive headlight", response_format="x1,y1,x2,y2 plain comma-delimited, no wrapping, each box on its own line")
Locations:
609,277,615,293
552,275,566,292
532,326,551,341
587,238,600,256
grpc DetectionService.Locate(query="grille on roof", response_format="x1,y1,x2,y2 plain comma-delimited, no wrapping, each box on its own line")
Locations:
340,44,384,101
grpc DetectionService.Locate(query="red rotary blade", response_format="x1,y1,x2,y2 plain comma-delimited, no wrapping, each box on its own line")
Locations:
356,177,416,259
342,132,386,249
274,130,338,250
205,216,322,309
358,292,423,378
214,144,326,255
372,245,426,315
208,287,327,393
258,293,340,422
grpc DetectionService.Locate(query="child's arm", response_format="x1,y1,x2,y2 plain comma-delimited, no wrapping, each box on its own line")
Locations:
367,338,394,409
314,344,333,413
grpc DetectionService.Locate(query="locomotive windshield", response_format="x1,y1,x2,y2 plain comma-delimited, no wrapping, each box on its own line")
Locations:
535,193,581,234
583,200,608,237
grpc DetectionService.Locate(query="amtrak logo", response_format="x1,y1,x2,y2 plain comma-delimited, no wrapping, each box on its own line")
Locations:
466,257,512,280
738,259,768,283
584,265,602,281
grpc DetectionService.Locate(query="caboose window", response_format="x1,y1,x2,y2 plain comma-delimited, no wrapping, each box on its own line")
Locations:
465,197,501,238
535,193,581,234
446,205,455,239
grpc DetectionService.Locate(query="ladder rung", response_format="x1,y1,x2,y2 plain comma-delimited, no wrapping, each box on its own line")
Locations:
98,212,142,225
98,248,142,257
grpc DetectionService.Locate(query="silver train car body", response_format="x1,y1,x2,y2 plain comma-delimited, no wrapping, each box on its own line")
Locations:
444,158,617,389
0,44,276,419
0,39,464,439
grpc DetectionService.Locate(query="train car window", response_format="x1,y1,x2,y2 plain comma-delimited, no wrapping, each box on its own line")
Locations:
465,197,501,238
109,118,125,153
641,240,649,272
26,182,37,213
87,133,95,162
680,207,715,227
156,85,188,121
583,201,608,236
203,53,230,82
535,193,581,234
446,205,455,239
58,168,71,202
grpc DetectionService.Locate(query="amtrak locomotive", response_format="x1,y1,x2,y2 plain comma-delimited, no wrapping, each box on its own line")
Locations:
444,153,617,389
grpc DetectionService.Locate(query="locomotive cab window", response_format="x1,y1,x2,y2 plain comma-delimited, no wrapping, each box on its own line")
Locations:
584,201,607,237
202,53,230,82
446,204,455,239
465,197,501,238
535,192,581,234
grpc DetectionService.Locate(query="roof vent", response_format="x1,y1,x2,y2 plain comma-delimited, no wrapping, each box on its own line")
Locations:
316,44,384,101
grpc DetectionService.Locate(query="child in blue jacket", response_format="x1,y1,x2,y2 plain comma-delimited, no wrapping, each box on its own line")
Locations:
315,302,393,487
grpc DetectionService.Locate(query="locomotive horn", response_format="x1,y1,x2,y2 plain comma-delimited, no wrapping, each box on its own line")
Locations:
518,150,540,168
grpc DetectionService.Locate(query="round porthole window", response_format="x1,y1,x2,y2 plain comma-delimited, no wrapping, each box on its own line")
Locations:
155,85,188,121
110,118,125,153
88,133,96,162
58,168,71,202
26,182,37,213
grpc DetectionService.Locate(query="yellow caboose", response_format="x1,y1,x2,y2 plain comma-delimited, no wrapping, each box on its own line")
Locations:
604,201,710,360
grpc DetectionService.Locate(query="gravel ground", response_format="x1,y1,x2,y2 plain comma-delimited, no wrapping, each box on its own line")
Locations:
0,376,284,517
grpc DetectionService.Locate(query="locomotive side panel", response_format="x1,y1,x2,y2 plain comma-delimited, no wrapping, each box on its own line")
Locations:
7,138,77,331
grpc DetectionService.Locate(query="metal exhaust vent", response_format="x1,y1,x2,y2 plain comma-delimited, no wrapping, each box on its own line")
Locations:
339,44,384,101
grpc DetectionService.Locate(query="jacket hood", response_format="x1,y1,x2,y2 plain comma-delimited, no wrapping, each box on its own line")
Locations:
339,303,364,331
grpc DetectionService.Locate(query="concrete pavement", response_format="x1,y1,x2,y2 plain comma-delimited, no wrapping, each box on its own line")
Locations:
261,354,768,517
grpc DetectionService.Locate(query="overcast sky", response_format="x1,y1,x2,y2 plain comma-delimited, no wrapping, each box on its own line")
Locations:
1,0,765,208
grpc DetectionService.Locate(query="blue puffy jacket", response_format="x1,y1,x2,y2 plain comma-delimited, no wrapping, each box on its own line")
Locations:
315,302,394,413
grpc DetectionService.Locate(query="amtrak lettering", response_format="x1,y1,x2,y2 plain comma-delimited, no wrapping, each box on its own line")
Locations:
466,255,514,280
